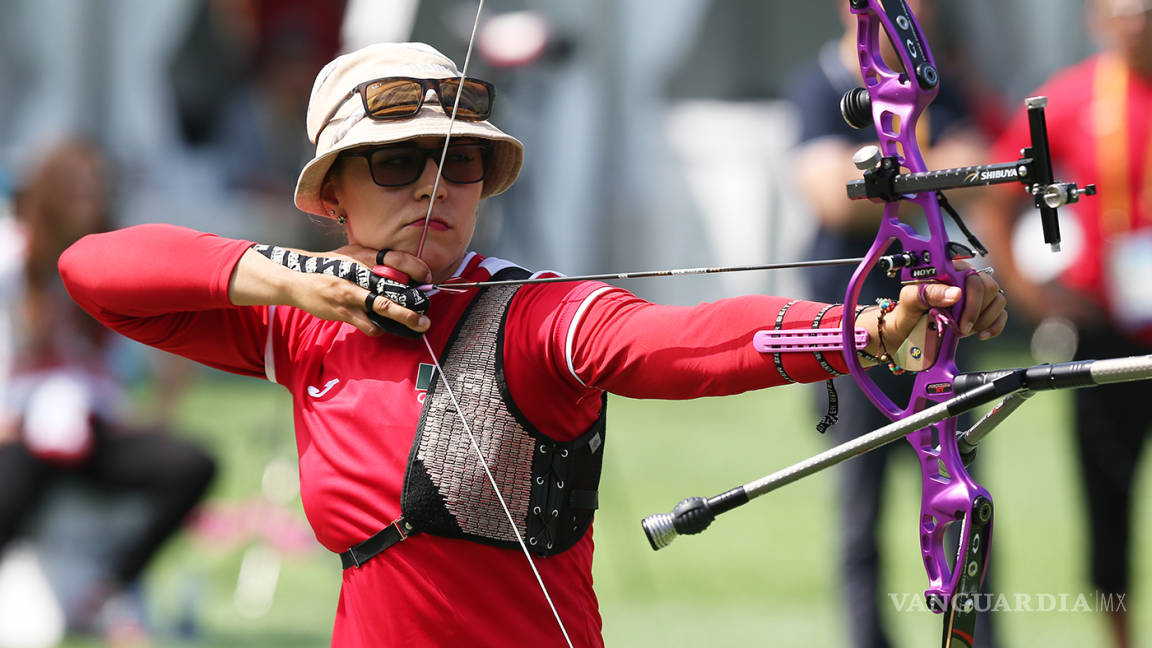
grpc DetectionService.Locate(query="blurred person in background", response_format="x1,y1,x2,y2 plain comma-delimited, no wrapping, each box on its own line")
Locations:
0,138,217,643
975,1,1152,645
787,2,1000,647
59,42,1007,646
211,0,346,199
169,0,347,249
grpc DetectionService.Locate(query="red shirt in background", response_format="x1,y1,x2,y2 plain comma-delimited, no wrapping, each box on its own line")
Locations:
991,54,1152,341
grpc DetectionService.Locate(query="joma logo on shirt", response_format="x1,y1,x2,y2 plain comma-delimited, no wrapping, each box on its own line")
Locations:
307,378,340,398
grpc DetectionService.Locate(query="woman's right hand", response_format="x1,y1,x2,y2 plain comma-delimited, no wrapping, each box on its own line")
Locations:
293,271,430,336
329,245,433,285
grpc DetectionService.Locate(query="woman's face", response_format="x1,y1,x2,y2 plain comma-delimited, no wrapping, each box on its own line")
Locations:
323,137,484,282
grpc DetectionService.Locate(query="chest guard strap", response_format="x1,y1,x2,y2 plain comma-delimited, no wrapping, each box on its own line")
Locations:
400,268,607,556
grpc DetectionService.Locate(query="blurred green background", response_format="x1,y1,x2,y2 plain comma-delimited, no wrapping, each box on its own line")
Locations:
58,344,1150,647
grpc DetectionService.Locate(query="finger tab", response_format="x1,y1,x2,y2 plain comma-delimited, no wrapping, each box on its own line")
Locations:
373,265,409,284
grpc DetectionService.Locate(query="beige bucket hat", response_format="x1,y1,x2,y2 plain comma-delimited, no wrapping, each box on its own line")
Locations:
294,42,524,218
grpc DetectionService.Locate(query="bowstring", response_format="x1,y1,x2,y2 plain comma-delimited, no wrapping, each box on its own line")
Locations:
415,0,485,258
413,2,575,645
419,337,574,648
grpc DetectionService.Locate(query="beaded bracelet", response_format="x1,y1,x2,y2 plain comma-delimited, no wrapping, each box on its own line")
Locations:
856,348,887,365
875,298,905,374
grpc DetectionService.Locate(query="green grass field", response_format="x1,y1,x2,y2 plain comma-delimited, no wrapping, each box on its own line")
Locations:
65,343,1151,647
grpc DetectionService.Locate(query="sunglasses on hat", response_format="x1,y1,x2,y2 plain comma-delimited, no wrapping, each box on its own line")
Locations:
340,142,491,187
316,76,495,141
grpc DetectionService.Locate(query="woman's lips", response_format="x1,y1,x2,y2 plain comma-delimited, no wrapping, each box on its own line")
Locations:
407,218,449,231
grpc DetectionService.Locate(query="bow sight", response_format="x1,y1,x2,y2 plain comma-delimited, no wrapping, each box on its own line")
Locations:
843,92,1096,254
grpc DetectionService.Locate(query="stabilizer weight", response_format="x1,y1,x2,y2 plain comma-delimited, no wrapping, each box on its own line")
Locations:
642,496,716,551
643,486,750,551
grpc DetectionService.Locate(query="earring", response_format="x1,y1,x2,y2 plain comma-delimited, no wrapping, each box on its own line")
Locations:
337,214,347,225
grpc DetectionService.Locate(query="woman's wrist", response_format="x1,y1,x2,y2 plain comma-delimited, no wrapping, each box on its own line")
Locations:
855,305,883,360
853,303,903,371
229,248,296,307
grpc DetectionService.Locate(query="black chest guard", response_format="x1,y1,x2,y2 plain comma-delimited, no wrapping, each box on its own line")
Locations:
400,268,606,556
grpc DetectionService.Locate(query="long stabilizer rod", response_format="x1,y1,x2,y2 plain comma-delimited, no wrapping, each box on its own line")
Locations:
642,354,1152,550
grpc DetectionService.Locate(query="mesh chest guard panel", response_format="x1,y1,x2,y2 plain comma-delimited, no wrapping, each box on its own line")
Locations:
402,269,606,556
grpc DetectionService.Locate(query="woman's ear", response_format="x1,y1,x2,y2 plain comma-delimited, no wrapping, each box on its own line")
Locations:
319,164,341,217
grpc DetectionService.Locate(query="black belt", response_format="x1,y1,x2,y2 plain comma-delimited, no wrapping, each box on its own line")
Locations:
340,518,417,569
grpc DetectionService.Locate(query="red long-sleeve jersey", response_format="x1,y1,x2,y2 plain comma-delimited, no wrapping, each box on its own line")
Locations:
60,224,849,647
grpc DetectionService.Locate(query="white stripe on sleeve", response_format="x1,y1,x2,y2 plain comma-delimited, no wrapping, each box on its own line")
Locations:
564,286,615,388
264,305,277,383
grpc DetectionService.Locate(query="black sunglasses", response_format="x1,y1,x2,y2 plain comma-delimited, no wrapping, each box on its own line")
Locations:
341,142,492,187
317,77,495,140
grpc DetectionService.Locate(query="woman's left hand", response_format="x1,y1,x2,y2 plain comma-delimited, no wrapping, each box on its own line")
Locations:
861,265,1007,365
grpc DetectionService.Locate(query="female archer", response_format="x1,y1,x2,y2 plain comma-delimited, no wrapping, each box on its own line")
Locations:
59,42,1006,647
